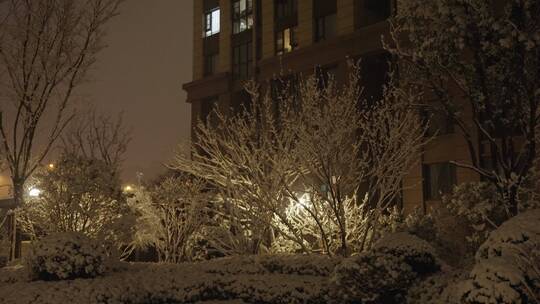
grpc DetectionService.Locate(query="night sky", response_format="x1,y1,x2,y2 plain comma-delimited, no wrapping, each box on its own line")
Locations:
80,0,193,184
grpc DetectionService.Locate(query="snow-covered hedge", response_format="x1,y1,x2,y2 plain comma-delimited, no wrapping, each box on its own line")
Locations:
330,232,441,304
450,209,540,304
26,232,107,281
0,254,336,304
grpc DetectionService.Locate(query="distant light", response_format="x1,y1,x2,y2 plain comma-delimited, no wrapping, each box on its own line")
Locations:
123,185,134,192
48,163,55,169
29,188,41,197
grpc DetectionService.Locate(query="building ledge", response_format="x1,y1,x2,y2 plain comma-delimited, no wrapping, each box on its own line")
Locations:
182,72,231,103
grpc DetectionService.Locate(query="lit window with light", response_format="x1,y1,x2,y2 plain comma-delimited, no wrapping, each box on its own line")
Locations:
203,7,220,37
232,0,253,34
274,0,298,55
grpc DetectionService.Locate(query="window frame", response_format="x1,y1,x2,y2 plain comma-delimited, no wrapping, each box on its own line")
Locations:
423,162,457,201
204,53,219,76
232,40,253,79
275,27,297,55
203,7,221,38
232,0,254,34
314,13,336,42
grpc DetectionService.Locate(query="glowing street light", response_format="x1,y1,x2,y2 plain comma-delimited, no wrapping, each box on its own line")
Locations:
48,163,55,169
28,188,41,197
123,185,134,192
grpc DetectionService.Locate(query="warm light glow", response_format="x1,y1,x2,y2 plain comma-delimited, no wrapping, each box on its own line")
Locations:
288,192,311,215
48,163,55,169
123,185,134,192
28,188,41,197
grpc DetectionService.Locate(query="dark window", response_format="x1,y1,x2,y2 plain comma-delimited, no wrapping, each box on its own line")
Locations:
314,0,337,42
204,8,220,37
204,53,218,76
275,27,297,55
316,64,338,90
423,162,457,201
355,0,392,28
233,90,252,115
275,0,297,19
271,74,299,116
256,0,263,59
315,14,336,42
200,97,219,124
358,52,391,106
233,0,253,34
233,41,253,79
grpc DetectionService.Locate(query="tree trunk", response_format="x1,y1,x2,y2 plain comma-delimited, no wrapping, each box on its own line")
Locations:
9,180,23,261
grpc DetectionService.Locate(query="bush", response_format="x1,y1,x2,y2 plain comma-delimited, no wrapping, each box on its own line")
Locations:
406,270,468,304
330,233,441,304
444,182,508,249
0,255,331,304
450,209,540,304
27,232,107,281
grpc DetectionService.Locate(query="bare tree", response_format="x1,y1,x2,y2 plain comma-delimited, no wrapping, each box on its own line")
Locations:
385,0,540,217
173,66,428,256
0,0,122,260
61,107,131,173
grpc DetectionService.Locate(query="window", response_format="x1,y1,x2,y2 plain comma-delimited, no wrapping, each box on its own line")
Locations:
276,27,297,55
203,8,220,37
200,97,219,124
233,0,253,34
315,14,336,42
423,162,457,201
275,0,297,19
358,52,391,106
314,0,337,42
204,53,218,76
233,41,253,79
316,65,338,90
233,90,252,115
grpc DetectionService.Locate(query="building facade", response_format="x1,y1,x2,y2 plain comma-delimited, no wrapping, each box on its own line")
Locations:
183,0,479,213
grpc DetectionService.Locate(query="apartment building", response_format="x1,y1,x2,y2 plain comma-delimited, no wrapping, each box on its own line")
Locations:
182,0,480,213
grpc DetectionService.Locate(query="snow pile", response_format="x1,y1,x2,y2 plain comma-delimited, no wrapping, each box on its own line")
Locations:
452,209,540,303
330,232,441,304
26,232,107,281
0,254,335,304
0,265,28,286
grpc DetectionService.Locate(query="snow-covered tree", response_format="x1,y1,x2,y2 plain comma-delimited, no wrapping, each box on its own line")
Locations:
0,0,122,260
173,65,427,256
18,153,134,255
130,175,209,263
385,0,540,217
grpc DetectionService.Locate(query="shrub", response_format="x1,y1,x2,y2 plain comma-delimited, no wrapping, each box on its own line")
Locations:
330,233,441,304
451,209,540,304
0,255,331,304
373,232,441,275
330,251,416,304
27,232,107,281
406,270,468,304
444,182,508,249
